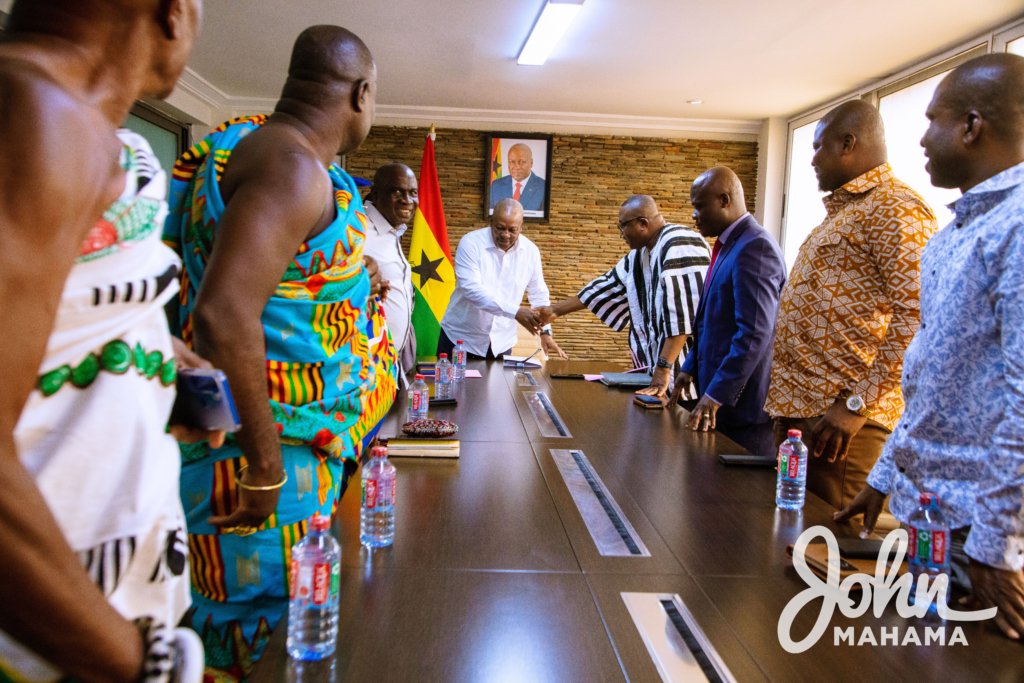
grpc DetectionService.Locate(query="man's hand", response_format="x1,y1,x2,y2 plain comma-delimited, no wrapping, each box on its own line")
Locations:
541,334,568,360
207,464,284,531
962,561,1024,641
378,279,392,303
534,306,557,326
811,400,867,462
668,370,693,406
168,337,226,449
516,306,543,334
833,484,887,536
686,395,720,432
636,367,671,398
364,255,383,297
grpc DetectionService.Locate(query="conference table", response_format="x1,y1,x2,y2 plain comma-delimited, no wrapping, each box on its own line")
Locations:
250,359,1024,683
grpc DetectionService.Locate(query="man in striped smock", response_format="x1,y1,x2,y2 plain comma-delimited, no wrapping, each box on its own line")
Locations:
538,195,711,398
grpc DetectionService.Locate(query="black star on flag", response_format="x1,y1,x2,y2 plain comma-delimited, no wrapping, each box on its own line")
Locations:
492,156,502,178
412,250,445,288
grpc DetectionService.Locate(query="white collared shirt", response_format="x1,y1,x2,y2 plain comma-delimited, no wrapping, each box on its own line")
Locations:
362,201,413,356
440,228,551,356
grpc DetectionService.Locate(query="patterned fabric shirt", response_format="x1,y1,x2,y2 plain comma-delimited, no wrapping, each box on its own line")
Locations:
578,223,710,399
867,161,1024,571
765,163,938,430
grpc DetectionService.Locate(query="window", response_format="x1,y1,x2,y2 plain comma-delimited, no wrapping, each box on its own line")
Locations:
123,104,190,194
781,119,827,271
1009,36,1024,56
878,71,959,227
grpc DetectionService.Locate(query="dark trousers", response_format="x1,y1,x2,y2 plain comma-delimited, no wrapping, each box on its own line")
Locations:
717,421,776,459
437,329,511,361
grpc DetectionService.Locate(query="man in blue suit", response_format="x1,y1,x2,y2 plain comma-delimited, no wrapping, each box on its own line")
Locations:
490,143,546,212
669,167,787,457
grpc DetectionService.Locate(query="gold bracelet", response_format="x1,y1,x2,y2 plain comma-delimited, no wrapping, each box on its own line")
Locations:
235,465,288,491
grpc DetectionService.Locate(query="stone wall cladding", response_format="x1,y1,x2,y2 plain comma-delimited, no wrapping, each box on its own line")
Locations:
347,126,758,365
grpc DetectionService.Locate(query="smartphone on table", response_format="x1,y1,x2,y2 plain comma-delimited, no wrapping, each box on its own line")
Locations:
717,454,777,467
632,394,665,410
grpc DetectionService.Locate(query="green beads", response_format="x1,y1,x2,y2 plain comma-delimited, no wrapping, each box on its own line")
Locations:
37,339,178,396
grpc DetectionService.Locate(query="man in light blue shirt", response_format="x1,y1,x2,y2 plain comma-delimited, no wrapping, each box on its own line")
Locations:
837,53,1024,641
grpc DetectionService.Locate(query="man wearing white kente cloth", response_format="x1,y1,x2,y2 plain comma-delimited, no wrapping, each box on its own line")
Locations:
439,198,568,360
4,131,215,683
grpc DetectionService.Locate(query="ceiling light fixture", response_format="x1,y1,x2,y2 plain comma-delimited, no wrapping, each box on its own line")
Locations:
517,0,585,66
688,100,703,104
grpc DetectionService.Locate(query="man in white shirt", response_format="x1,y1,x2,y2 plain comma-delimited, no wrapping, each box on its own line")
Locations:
363,163,417,380
439,198,567,360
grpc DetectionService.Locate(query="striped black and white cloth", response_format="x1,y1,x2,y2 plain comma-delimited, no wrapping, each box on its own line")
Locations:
578,223,710,399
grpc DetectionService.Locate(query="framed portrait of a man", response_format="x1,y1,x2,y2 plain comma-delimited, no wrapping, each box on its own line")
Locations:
484,133,553,222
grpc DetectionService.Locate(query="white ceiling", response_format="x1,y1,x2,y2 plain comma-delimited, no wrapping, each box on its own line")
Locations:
182,0,1024,122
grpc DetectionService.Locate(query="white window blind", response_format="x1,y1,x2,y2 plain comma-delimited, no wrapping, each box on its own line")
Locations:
782,120,826,272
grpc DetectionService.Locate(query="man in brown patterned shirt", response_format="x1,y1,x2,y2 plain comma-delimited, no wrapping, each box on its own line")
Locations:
766,100,939,511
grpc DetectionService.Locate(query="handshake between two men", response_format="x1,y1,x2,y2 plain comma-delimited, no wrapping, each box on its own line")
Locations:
514,302,569,360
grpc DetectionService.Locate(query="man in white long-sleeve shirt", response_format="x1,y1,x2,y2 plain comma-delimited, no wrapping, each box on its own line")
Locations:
439,198,568,360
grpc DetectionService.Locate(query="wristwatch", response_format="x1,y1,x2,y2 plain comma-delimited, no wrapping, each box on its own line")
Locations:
656,357,671,369
845,394,871,417
539,329,552,337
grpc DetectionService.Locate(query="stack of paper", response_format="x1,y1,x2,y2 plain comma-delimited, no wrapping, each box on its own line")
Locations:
386,438,460,458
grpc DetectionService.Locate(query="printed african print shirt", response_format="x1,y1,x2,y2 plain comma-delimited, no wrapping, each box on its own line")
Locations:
578,223,710,399
765,163,938,430
867,161,1024,571
162,116,397,468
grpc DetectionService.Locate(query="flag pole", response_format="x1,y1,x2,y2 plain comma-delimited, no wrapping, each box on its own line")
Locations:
429,124,436,142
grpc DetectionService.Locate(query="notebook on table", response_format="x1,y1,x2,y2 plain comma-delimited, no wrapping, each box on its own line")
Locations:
600,372,653,387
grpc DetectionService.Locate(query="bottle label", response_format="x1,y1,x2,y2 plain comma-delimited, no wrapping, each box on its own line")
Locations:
456,351,465,365
312,562,332,605
363,479,377,509
910,527,948,566
330,562,340,598
289,558,298,600
779,442,801,480
411,392,422,411
294,563,313,602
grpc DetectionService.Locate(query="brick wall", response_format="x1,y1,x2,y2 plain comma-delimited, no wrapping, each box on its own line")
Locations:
346,126,758,365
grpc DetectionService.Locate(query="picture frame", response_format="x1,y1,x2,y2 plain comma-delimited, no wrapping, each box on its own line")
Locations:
484,133,553,222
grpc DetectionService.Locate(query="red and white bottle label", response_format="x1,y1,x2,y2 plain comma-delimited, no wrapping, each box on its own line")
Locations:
363,479,378,509
908,527,918,560
289,559,298,600
456,352,465,365
411,392,422,411
312,563,330,605
931,529,947,565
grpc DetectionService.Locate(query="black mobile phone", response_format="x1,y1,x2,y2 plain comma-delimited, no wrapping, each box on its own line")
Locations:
717,454,777,467
170,368,241,433
837,538,901,561
550,373,585,379
633,394,665,409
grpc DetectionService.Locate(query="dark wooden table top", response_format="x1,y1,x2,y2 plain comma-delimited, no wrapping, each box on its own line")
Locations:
250,359,1024,683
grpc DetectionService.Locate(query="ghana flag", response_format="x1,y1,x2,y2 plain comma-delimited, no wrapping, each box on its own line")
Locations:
490,138,502,181
409,132,455,361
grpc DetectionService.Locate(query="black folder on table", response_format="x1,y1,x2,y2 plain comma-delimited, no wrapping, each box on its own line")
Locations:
600,372,653,387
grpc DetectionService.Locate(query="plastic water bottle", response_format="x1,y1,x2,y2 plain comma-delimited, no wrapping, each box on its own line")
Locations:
453,340,467,381
435,353,453,399
908,492,951,611
360,446,396,547
409,374,429,419
286,514,341,661
776,429,808,510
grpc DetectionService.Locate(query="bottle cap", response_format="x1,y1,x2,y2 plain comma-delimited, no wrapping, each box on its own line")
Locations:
439,353,448,359
457,340,464,344
414,374,424,380
371,445,388,459
787,429,802,438
309,514,331,531
920,492,938,506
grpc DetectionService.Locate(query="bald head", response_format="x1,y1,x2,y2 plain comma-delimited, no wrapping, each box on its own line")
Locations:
491,198,524,251
618,195,666,250
690,167,747,238
811,100,888,192
276,25,376,157
922,53,1024,192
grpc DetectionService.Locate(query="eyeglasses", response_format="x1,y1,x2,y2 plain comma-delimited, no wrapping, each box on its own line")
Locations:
617,216,648,232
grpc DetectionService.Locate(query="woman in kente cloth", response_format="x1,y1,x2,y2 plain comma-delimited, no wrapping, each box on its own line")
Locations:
163,111,397,682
